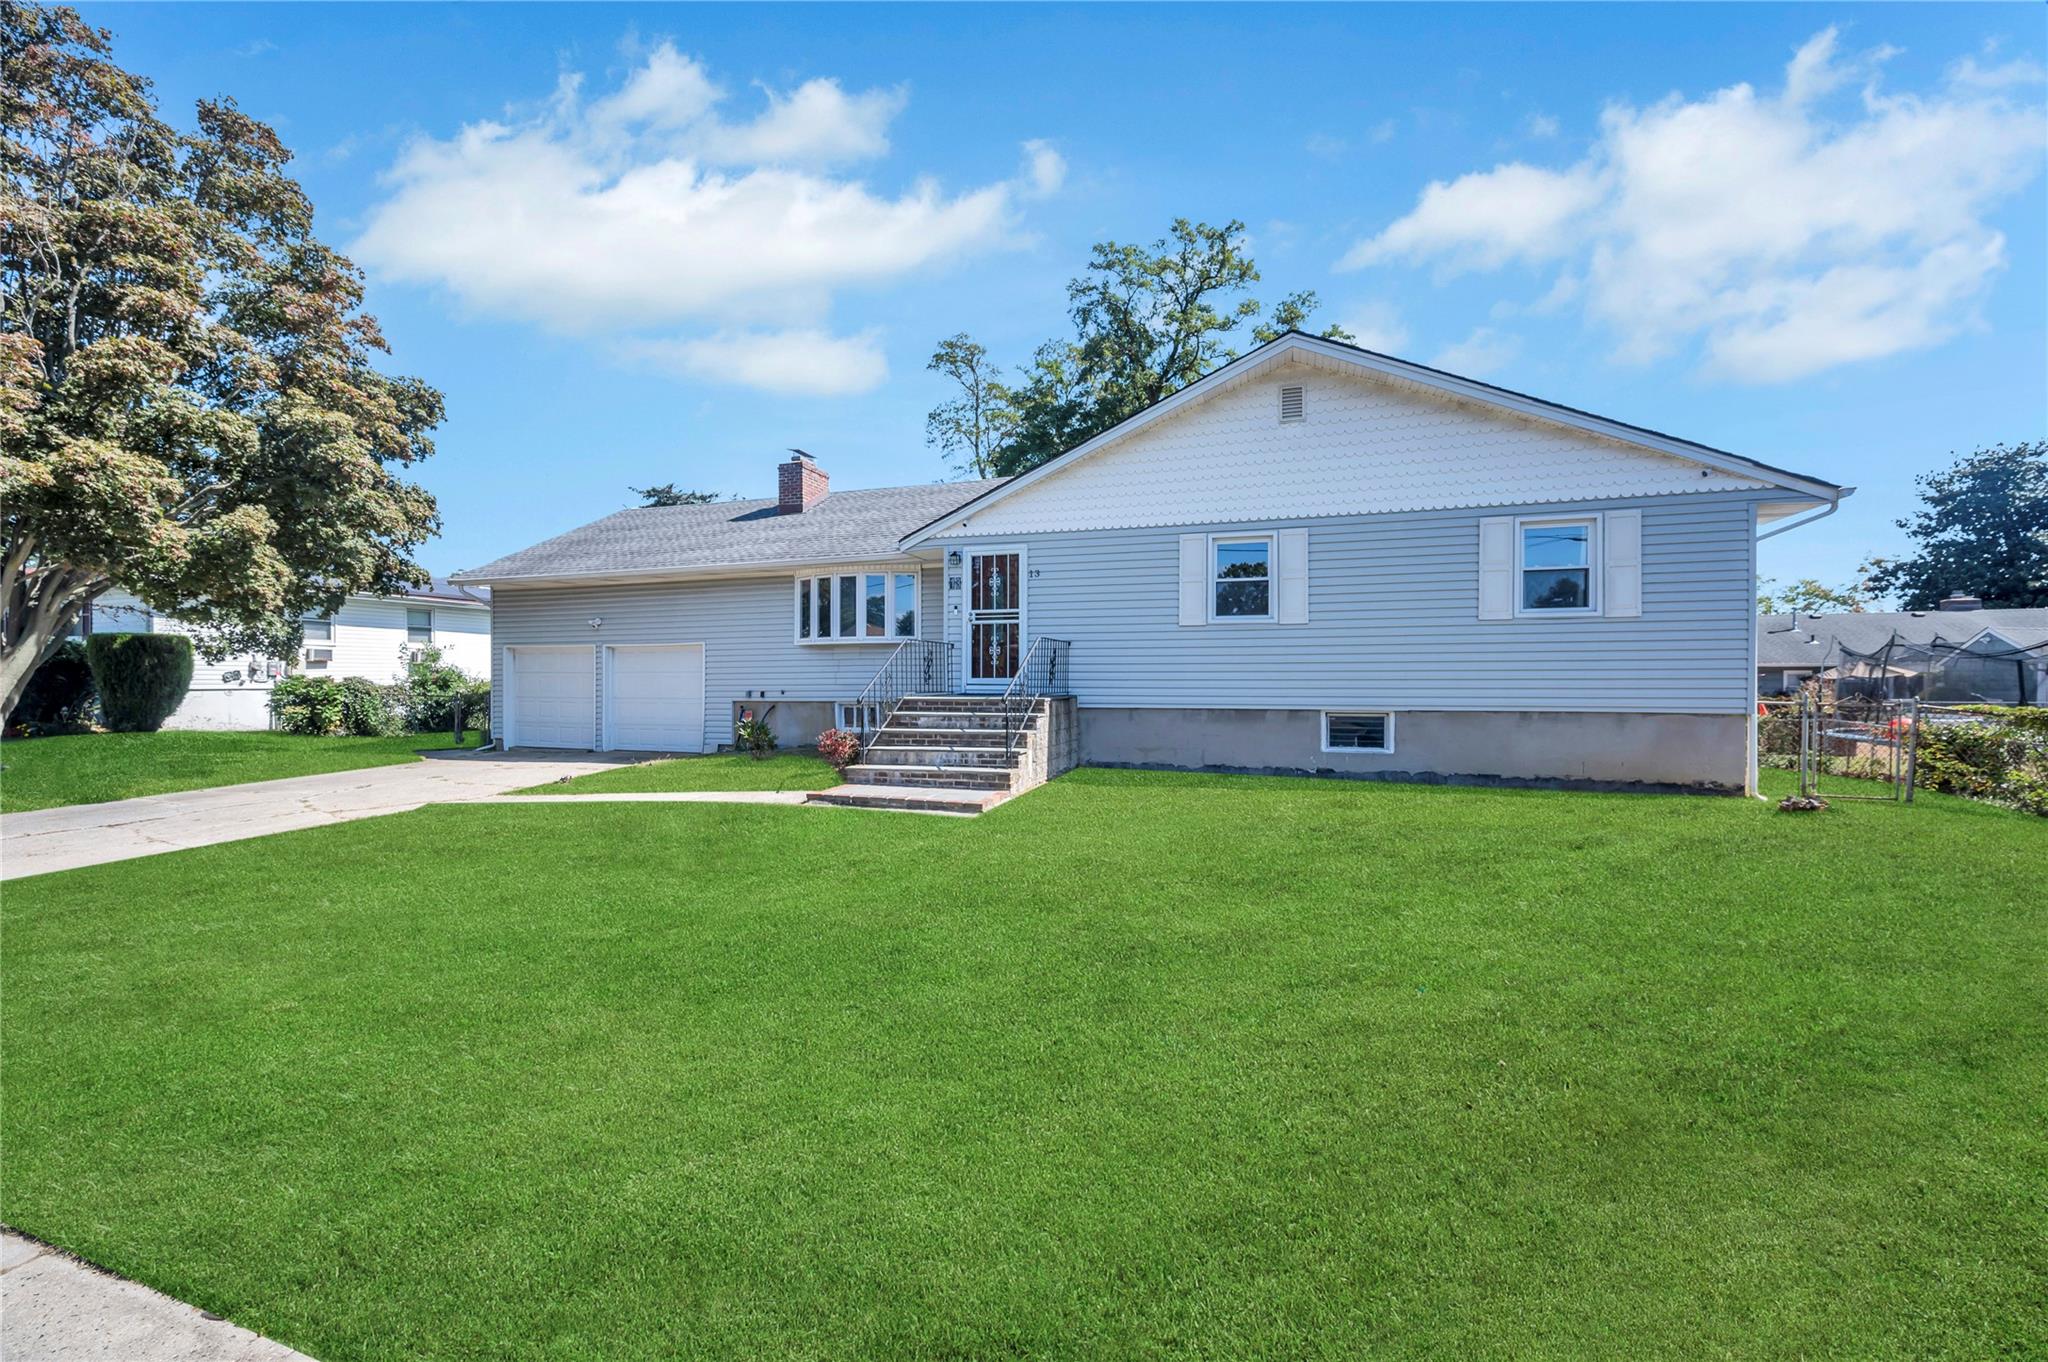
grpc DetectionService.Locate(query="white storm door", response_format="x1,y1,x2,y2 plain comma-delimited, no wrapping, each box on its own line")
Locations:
964,549,1024,691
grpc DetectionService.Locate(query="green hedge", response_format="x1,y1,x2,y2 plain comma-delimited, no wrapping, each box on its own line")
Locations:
84,633,194,732
1916,710,2048,816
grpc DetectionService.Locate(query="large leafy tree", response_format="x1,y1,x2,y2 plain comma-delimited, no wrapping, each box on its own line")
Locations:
1868,441,2047,609
630,484,720,507
926,219,1352,478
1,4,442,720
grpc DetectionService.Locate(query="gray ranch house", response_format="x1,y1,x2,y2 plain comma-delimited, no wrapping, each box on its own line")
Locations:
455,332,1846,798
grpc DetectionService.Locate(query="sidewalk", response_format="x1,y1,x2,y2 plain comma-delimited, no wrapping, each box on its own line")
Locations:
0,1230,316,1361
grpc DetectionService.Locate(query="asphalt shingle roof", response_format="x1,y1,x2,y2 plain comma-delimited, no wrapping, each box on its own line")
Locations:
395,576,491,605
1758,608,2048,668
456,481,1007,582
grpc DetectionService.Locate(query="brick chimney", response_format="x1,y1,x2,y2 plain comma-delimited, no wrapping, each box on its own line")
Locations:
777,450,828,514
1937,593,1983,612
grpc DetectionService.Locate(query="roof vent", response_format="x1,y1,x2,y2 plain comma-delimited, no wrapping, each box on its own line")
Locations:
1279,384,1305,423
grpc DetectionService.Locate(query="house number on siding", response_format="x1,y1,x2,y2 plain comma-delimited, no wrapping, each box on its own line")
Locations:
947,575,962,590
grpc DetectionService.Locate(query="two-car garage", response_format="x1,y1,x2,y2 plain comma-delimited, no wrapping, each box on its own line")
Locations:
504,644,704,752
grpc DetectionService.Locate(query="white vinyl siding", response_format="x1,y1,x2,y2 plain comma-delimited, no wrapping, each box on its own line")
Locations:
943,363,1772,537
941,492,1762,715
490,565,941,749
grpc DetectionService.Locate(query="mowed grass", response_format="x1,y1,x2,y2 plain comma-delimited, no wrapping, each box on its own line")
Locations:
516,750,838,795
2,770,2041,1360
0,729,483,813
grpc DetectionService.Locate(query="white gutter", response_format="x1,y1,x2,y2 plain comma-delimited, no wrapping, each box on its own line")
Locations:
1756,486,1854,541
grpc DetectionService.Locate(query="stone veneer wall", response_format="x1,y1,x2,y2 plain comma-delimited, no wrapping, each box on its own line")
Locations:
1013,697,1080,794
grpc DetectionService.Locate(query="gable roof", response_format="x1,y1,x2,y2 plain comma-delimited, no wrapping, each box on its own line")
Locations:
454,481,1005,586
901,331,1846,547
1757,608,2048,669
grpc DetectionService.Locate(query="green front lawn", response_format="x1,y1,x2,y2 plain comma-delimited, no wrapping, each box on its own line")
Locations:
2,771,2040,1359
516,750,838,795
0,729,482,812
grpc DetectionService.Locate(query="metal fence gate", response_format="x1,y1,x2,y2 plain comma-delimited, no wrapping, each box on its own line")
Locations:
1792,692,1918,802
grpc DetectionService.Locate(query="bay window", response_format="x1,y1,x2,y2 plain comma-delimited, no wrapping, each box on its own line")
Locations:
796,570,918,643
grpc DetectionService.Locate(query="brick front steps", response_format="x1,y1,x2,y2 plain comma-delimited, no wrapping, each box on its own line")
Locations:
805,695,1074,815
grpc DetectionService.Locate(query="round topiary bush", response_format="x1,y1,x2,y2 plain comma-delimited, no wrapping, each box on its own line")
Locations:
83,633,195,732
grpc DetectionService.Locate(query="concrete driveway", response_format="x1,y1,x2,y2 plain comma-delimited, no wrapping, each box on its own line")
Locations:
2,748,635,881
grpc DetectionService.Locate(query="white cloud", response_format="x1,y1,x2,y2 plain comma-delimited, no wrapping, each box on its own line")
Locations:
1339,301,1410,354
622,329,889,396
1339,27,2046,382
1338,162,1602,271
1526,112,1560,138
1020,139,1066,197
354,42,1057,394
1305,132,1347,160
1432,326,1522,376
1369,119,1396,145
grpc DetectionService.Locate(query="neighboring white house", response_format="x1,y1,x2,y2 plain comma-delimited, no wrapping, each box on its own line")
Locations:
456,332,1849,795
80,579,492,730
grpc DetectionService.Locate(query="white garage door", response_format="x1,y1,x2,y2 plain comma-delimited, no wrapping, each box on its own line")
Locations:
508,646,595,749
608,644,705,752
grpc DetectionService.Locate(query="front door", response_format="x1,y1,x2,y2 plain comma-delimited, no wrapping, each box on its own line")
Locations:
965,549,1023,690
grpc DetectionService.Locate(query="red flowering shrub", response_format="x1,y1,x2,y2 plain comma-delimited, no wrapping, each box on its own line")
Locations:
816,727,861,770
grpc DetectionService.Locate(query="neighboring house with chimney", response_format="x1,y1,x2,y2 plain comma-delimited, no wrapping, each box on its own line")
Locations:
1759,599,2048,704
80,579,492,730
455,332,1848,795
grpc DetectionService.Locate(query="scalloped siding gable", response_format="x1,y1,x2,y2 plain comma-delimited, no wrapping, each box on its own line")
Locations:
950,358,1769,535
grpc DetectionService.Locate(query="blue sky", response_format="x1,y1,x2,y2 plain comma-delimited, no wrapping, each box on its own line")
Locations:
87,3,2047,593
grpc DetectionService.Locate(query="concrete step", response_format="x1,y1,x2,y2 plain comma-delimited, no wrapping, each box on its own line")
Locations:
844,763,1013,790
889,710,1038,732
808,785,1007,815
863,745,1021,768
872,727,1013,749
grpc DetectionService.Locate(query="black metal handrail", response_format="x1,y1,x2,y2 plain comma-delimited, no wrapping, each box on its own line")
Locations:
999,636,1072,754
851,638,957,753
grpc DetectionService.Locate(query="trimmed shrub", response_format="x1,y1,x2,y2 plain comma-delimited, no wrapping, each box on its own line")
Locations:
14,639,97,733
816,727,860,770
84,633,194,732
336,677,399,737
270,675,346,735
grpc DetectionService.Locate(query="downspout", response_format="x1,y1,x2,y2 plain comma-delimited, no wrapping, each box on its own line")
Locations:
1749,486,1852,798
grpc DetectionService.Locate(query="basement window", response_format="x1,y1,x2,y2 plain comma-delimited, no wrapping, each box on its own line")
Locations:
1322,711,1394,753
